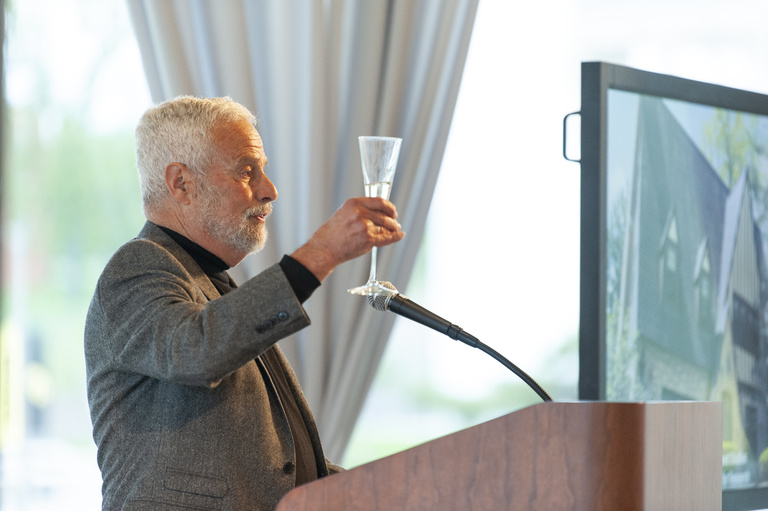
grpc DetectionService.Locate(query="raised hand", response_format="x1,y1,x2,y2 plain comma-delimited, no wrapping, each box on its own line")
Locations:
290,197,405,283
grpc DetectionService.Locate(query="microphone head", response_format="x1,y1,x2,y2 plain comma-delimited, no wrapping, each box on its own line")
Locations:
366,281,398,311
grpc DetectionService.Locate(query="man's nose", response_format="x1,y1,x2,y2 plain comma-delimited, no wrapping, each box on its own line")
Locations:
255,175,278,203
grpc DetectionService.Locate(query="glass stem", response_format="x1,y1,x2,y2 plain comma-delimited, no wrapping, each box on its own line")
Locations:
368,247,378,282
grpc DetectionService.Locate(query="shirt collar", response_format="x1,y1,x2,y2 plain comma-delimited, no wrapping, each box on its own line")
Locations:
155,224,230,276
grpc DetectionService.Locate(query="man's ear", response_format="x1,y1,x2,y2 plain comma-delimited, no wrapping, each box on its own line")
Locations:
165,163,193,205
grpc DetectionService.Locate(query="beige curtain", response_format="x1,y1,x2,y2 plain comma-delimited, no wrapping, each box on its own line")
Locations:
126,0,478,460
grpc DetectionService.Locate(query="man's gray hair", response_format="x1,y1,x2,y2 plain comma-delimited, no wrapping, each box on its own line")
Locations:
135,96,257,208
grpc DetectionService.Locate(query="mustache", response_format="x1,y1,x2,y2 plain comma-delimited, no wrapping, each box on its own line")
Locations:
246,204,272,218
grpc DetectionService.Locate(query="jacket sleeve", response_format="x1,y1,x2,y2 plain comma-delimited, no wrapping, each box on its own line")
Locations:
86,237,311,388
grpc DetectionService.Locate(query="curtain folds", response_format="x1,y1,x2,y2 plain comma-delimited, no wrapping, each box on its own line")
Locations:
126,0,478,460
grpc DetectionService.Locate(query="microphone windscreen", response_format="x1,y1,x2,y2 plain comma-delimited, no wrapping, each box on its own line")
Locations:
366,281,397,311
367,293,389,311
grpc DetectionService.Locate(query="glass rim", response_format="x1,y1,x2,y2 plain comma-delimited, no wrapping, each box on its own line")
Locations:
358,135,402,142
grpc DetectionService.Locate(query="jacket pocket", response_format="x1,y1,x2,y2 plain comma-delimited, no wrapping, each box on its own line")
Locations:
125,499,217,510
162,468,229,498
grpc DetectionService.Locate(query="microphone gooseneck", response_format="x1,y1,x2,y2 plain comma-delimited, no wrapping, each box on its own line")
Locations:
368,282,553,403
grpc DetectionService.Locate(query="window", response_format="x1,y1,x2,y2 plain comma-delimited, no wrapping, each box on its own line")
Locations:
694,240,713,330
1,1,149,507
348,0,768,467
660,214,682,304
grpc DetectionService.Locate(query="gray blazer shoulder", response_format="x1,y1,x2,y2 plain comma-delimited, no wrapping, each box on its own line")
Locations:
86,221,310,387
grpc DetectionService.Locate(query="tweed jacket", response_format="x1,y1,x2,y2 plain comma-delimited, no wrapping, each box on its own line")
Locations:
85,221,336,510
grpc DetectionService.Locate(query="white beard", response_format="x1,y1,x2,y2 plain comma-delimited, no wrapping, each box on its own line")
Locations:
196,181,269,256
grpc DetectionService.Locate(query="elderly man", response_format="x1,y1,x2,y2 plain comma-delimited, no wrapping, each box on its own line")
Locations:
84,96,404,510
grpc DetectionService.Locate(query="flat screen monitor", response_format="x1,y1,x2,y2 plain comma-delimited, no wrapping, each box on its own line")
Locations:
578,61,768,510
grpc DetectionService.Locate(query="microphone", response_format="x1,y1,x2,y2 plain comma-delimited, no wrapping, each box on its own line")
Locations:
367,282,553,402
367,282,480,348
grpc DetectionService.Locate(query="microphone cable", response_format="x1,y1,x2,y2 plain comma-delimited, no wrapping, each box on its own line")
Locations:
368,283,553,403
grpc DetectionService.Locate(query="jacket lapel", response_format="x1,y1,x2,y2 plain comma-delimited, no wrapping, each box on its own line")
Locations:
137,221,222,301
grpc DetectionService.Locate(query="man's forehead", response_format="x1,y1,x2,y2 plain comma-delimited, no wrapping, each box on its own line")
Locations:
212,118,266,156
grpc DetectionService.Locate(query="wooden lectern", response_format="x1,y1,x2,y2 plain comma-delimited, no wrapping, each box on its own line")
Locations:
277,401,721,511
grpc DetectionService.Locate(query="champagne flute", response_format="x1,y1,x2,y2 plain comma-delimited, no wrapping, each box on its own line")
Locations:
348,136,402,296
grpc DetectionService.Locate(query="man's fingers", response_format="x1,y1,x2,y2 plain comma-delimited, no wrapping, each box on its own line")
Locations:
351,196,398,217
370,214,401,234
373,225,405,247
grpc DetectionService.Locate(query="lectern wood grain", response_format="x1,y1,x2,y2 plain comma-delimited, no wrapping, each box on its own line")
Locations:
277,401,721,511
